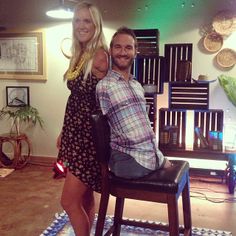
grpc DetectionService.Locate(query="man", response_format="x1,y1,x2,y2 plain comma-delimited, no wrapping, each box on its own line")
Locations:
96,27,172,179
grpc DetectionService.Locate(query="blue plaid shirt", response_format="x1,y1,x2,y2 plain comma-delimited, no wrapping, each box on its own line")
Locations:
96,70,165,170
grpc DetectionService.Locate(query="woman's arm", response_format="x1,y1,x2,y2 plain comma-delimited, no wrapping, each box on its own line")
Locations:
92,48,109,79
56,132,62,149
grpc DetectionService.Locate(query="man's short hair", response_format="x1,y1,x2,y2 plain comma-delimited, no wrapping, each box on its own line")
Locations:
110,27,138,48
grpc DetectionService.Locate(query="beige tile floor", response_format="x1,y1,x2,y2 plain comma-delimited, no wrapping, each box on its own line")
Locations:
0,159,235,236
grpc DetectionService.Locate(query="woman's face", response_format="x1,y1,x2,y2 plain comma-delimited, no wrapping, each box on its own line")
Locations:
73,7,96,47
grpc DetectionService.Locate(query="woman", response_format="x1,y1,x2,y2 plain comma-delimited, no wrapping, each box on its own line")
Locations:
57,2,108,236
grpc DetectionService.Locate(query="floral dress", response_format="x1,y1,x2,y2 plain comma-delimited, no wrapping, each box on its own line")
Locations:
58,72,101,193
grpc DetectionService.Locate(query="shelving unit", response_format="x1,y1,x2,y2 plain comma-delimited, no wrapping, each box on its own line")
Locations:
132,31,235,193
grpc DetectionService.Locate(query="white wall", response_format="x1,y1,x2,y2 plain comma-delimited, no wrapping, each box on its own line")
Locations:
0,25,115,157
0,1,235,159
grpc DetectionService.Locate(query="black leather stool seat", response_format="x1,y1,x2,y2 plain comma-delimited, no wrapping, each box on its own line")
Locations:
109,160,189,193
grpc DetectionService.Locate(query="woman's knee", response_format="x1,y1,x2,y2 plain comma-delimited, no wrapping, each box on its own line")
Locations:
60,176,83,211
61,192,94,214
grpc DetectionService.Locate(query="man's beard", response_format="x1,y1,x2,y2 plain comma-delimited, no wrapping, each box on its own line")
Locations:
111,56,134,71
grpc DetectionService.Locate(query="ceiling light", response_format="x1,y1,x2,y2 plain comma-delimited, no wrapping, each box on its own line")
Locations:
46,0,73,19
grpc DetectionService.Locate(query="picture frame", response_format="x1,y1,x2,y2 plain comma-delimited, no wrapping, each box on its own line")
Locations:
6,86,30,107
0,32,46,81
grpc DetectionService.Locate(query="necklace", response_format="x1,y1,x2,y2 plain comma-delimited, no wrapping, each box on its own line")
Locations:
65,53,90,81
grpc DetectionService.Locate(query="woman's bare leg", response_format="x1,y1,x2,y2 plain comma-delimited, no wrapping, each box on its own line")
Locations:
61,171,93,236
83,190,95,229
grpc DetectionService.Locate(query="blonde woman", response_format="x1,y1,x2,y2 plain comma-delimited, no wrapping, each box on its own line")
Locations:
57,2,108,235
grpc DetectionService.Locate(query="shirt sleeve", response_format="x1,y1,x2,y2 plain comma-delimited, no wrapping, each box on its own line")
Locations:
96,80,111,115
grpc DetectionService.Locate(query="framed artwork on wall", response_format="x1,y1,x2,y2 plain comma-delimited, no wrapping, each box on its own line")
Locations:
6,86,30,107
0,32,46,81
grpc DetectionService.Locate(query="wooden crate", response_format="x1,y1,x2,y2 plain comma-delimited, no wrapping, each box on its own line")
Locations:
146,94,157,132
159,108,186,150
133,29,159,56
193,109,224,150
133,55,165,94
164,43,193,82
169,82,209,110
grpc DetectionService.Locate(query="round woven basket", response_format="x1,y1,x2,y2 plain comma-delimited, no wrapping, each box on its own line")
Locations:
212,10,236,36
203,32,223,52
216,48,236,68
60,37,72,59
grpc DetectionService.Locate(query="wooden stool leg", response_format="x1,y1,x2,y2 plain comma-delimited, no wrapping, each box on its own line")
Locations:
95,191,110,236
182,176,192,235
113,197,125,236
168,195,179,236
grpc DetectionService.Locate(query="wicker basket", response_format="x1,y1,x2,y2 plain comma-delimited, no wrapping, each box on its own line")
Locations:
203,32,223,52
60,37,72,59
216,48,236,68
212,10,236,36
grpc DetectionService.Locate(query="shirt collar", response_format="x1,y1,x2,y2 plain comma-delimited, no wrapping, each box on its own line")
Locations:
108,69,135,81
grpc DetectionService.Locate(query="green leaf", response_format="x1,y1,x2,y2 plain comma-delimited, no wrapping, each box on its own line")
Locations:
218,75,236,107
0,105,44,134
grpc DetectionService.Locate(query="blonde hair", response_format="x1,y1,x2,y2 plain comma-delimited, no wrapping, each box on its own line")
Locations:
66,1,107,80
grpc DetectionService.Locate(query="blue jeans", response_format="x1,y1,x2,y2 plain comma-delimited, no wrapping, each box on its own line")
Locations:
109,150,153,179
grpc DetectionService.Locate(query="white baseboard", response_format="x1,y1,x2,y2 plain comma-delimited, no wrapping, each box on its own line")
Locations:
30,155,57,164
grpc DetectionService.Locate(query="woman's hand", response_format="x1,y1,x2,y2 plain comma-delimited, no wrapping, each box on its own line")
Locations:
56,132,62,149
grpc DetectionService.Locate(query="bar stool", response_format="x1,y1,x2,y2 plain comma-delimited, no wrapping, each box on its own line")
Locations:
91,112,192,236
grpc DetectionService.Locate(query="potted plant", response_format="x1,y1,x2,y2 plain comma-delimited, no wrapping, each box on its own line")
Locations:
218,74,236,150
0,105,44,135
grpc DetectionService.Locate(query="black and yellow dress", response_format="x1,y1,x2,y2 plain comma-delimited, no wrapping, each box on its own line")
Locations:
58,72,101,193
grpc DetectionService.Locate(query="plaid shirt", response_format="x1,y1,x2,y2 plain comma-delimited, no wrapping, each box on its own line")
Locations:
96,70,165,170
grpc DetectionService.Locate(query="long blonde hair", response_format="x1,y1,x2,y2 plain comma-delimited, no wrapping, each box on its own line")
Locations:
65,2,107,80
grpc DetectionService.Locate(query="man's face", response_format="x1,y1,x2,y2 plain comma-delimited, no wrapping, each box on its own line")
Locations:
110,33,136,71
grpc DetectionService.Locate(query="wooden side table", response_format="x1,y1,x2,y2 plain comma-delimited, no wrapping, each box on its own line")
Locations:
0,133,31,169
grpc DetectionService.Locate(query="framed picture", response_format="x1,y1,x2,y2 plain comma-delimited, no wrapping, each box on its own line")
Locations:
0,32,46,81
6,86,30,107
